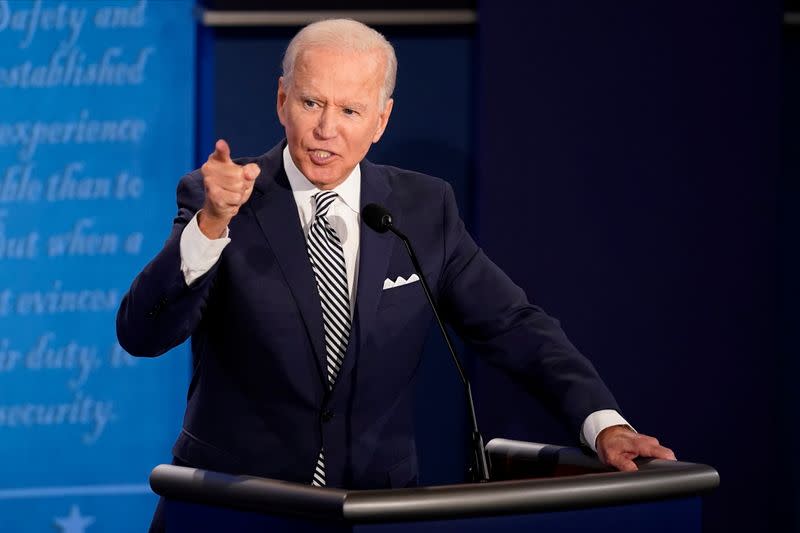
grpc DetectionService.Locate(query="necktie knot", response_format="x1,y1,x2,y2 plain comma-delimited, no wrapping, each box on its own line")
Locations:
314,191,338,218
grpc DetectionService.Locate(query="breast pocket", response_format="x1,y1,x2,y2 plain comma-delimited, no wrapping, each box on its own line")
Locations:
378,274,431,311
380,282,418,306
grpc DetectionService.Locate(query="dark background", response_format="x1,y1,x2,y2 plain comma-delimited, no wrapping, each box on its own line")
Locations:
201,1,793,531
781,2,799,531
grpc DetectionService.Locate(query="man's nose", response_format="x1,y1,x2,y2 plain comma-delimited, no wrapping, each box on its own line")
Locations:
314,107,337,139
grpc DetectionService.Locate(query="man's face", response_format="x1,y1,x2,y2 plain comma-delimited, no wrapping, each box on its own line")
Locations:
277,47,394,190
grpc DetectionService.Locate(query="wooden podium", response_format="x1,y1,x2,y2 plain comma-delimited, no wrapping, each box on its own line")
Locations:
149,438,719,532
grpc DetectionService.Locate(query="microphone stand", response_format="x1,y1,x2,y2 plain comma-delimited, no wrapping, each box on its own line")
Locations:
384,223,491,483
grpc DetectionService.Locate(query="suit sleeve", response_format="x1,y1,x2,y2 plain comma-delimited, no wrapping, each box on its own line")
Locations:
436,182,620,435
116,171,221,357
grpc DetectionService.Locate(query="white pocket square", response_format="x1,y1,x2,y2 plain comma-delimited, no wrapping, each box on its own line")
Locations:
383,273,420,290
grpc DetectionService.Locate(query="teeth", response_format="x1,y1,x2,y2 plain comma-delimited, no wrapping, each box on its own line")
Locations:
312,150,332,159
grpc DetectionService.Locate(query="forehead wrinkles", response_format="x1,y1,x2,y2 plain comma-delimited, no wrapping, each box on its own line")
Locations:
292,48,384,105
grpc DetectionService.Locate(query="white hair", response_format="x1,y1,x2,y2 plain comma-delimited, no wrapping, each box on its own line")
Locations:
282,18,397,106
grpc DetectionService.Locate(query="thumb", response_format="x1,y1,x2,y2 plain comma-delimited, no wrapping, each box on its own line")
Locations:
243,162,261,181
210,139,232,162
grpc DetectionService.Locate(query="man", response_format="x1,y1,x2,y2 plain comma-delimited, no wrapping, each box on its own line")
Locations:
117,18,674,528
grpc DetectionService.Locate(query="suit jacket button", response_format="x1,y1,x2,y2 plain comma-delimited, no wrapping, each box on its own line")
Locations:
321,410,334,423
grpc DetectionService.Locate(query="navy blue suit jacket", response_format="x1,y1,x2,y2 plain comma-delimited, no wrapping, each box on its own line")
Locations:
116,142,619,489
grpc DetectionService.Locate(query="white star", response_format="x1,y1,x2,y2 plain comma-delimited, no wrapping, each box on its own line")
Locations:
54,505,95,533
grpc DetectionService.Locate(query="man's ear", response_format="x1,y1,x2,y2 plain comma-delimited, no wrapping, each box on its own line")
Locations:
372,98,394,143
276,77,288,126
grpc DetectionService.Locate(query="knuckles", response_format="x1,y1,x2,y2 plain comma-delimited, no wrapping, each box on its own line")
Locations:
636,435,660,447
202,159,246,184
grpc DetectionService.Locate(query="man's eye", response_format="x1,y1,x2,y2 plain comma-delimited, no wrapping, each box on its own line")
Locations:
343,108,357,116
303,100,318,109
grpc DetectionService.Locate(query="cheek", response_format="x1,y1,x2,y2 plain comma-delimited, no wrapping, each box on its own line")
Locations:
366,119,383,142
287,113,317,137
352,123,378,144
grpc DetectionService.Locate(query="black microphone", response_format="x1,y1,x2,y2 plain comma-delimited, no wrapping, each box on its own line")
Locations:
361,203,491,483
361,203,393,233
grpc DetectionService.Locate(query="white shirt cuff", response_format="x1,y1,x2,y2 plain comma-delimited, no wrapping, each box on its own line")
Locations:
179,211,231,286
580,409,634,452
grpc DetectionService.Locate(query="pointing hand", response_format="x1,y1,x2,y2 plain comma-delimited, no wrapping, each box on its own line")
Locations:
198,139,260,238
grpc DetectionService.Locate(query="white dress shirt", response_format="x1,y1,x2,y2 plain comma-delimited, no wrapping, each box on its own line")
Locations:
178,146,630,451
281,147,361,314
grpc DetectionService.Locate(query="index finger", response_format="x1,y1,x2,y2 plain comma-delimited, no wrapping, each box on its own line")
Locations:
632,436,677,461
210,139,232,163
647,444,677,461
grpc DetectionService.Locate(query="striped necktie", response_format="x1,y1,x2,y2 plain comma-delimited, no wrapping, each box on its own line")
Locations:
306,190,351,487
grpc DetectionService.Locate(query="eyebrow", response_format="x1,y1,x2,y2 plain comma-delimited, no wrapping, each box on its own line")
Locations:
298,93,367,112
339,102,367,112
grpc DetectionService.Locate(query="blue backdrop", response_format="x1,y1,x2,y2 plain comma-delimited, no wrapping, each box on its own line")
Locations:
0,1,194,531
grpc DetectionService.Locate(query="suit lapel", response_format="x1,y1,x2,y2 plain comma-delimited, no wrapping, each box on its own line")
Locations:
333,159,396,387
247,144,327,387
247,149,398,393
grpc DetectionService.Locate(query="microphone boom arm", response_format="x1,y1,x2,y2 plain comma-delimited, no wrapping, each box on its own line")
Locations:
386,224,492,483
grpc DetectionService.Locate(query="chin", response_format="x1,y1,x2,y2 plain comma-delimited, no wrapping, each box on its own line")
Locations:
306,169,345,189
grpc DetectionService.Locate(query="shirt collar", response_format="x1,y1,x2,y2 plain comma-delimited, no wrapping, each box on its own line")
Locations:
282,146,361,214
